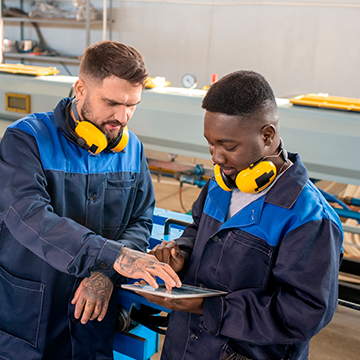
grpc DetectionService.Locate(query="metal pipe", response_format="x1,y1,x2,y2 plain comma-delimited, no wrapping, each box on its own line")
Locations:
338,299,360,311
164,218,191,235
334,208,360,222
317,188,360,224
318,188,352,211
351,198,360,207
342,224,360,236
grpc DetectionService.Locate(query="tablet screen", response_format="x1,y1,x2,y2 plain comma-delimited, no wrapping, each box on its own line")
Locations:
121,283,228,299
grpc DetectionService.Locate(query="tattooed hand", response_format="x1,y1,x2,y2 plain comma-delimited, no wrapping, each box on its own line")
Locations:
71,271,113,324
113,247,182,290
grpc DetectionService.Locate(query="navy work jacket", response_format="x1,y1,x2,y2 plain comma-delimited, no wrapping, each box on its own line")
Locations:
162,153,343,360
0,98,155,359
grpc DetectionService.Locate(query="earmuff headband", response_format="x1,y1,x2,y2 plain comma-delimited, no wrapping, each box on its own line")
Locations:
65,102,92,152
72,99,80,121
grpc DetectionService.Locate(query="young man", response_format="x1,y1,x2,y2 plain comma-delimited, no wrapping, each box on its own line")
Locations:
0,41,180,360
146,71,343,360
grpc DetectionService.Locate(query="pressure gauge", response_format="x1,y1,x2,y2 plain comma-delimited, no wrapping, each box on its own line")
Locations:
181,74,197,89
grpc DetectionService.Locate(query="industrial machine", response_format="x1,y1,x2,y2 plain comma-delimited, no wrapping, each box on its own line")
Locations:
0,71,360,359
0,72,359,188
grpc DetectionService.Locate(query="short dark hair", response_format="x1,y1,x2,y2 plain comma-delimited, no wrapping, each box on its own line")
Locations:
79,41,148,85
202,70,277,117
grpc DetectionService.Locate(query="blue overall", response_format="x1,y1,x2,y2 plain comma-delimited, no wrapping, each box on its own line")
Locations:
0,98,155,359
162,154,343,360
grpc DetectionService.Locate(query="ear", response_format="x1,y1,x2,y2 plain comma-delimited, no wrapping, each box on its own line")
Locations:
261,124,276,146
74,79,87,100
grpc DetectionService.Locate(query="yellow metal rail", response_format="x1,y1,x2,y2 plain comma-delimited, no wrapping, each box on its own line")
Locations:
290,93,360,112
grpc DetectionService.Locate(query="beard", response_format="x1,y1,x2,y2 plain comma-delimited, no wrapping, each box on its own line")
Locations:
81,96,122,144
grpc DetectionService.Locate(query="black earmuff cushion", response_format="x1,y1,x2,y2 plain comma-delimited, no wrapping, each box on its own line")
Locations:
221,172,237,190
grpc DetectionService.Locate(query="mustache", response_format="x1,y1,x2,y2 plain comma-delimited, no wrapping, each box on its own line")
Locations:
104,120,122,127
80,112,123,132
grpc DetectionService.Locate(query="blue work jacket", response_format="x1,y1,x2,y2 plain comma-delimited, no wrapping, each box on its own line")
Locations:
0,98,155,359
162,153,343,360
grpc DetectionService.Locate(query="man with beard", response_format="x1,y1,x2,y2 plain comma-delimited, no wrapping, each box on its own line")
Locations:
0,41,181,360
144,71,343,360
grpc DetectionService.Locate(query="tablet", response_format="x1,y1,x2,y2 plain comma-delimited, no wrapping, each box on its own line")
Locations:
121,283,228,299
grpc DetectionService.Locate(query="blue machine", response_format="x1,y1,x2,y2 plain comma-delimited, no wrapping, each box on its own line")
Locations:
113,208,192,360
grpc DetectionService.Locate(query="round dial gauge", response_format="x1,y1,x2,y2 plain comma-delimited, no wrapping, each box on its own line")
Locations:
181,74,197,89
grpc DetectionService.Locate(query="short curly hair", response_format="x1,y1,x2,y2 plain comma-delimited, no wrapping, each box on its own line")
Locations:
202,71,277,117
79,41,148,86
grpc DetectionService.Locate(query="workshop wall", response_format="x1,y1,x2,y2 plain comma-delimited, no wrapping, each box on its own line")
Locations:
3,0,360,98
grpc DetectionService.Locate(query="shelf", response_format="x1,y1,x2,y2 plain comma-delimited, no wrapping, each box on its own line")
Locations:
0,0,113,67
4,52,80,65
2,17,112,26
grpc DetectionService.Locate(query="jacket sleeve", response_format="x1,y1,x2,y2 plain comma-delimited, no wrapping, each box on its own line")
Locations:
200,217,343,345
175,180,210,268
0,128,149,280
113,142,155,251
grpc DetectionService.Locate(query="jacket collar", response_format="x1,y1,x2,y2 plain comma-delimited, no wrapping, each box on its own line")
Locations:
53,97,75,142
264,152,308,209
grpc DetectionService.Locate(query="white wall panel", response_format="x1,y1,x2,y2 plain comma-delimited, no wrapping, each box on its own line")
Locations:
3,0,360,97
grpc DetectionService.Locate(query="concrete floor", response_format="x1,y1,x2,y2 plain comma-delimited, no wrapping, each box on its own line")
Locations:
309,305,360,359
152,174,202,214
150,175,360,360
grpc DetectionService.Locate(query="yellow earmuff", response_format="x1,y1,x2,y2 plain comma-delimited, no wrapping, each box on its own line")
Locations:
110,126,129,153
74,122,129,155
235,160,277,193
214,138,287,194
74,121,108,154
214,160,277,194
214,163,232,192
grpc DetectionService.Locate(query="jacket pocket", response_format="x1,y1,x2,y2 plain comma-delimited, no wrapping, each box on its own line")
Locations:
0,265,45,347
102,178,137,233
214,230,273,292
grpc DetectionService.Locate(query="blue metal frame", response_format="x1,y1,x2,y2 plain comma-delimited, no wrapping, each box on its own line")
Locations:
113,208,192,359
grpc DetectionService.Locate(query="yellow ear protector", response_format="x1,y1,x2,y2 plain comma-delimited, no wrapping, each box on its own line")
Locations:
65,100,129,154
214,139,287,194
